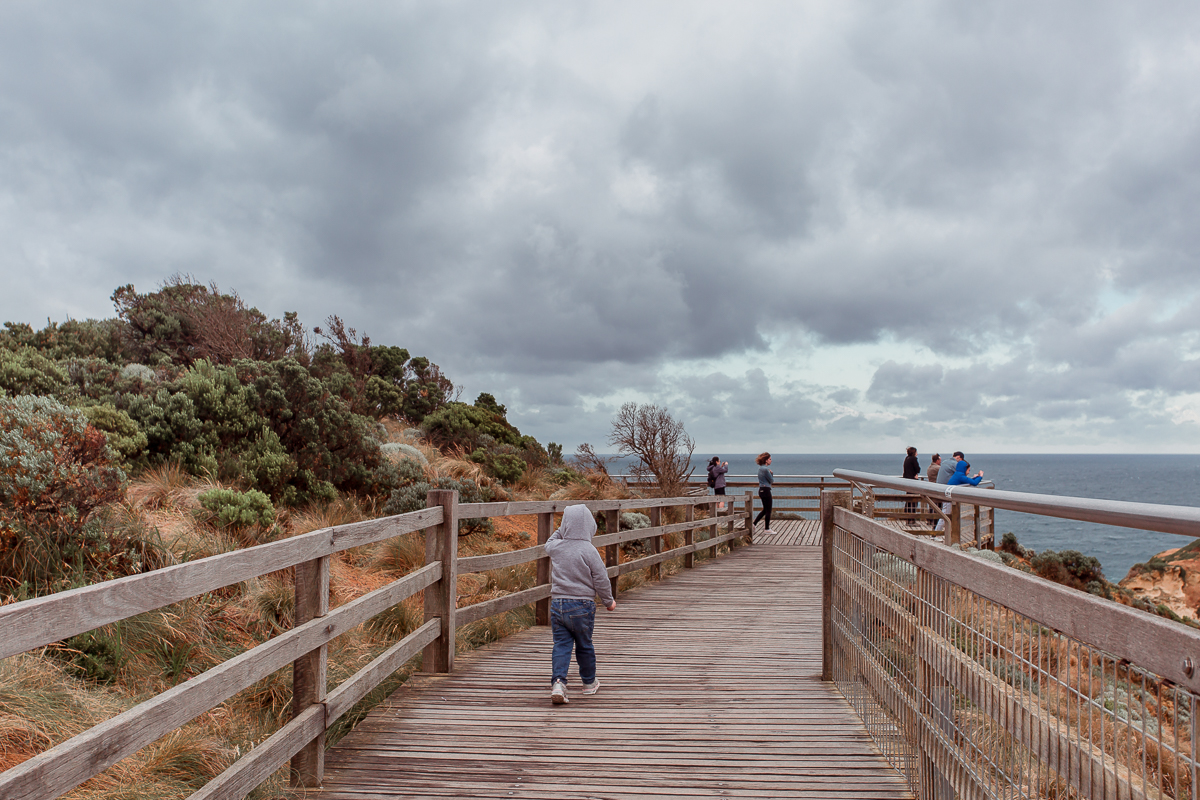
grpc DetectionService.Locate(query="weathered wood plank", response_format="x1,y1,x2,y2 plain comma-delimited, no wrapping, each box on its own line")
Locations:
458,545,546,574
188,704,325,800
0,562,442,800
0,506,443,660
456,585,552,627
324,619,441,723
312,546,911,800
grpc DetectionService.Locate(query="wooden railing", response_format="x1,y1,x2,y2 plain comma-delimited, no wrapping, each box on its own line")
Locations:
0,491,750,800
821,472,1200,800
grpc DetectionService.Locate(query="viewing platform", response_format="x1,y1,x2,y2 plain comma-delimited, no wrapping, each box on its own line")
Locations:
320,543,911,799
3,473,1197,800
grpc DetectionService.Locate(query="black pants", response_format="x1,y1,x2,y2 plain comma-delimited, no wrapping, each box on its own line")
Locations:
754,487,772,530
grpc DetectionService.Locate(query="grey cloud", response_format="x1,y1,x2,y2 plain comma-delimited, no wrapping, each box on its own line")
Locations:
3,2,1200,452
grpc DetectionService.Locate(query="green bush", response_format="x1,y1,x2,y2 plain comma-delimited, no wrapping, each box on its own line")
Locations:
0,395,127,592
58,629,125,684
620,512,651,530
82,404,148,466
382,477,494,535
1031,549,1105,590
198,488,275,529
0,347,73,400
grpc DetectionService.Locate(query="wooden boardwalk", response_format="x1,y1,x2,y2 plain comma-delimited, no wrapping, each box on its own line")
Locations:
751,518,822,546
316,545,913,799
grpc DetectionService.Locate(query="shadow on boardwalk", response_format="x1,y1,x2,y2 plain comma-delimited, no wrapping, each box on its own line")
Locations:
317,546,913,799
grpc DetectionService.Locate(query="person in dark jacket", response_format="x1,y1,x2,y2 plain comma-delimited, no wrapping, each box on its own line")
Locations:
902,446,920,525
753,452,774,535
707,456,729,510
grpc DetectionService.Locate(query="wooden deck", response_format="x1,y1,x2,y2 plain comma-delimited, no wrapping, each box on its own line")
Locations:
316,545,913,799
751,517,823,546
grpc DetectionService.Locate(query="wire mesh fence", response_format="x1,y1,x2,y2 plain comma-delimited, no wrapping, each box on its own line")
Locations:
828,519,1198,800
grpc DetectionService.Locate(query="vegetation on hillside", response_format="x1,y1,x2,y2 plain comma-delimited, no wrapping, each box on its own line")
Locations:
0,280,719,799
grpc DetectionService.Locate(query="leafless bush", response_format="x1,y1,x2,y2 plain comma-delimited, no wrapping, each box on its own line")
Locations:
607,402,695,496
571,443,612,475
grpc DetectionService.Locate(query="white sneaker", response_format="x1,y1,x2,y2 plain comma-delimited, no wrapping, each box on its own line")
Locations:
763,529,775,535
551,681,568,705
582,678,600,695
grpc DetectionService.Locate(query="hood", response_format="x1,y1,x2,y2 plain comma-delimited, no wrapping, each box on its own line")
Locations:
557,504,597,540
954,460,970,476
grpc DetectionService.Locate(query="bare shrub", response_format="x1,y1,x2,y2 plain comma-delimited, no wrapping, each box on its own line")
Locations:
607,402,695,496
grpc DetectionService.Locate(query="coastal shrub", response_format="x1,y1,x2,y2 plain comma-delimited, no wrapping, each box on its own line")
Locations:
0,318,127,362
382,477,494,535
391,457,426,487
0,395,127,592
0,347,73,400
197,488,275,529
235,429,298,502
998,532,1022,556
382,442,427,465
236,357,389,502
57,628,125,684
82,404,148,466
548,442,564,466
620,512,651,530
121,363,158,384
1031,549,1104,590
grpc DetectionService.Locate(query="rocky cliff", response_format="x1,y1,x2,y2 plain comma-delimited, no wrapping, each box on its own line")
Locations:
1119,537,1200,623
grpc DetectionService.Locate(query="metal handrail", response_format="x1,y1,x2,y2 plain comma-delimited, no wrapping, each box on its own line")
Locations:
834,468,1200,538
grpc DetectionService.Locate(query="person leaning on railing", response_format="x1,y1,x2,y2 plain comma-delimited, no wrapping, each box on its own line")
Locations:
902,446,920,525
707,456,729,510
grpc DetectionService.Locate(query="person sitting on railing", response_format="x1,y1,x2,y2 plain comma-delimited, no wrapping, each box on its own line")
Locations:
545,504,617,706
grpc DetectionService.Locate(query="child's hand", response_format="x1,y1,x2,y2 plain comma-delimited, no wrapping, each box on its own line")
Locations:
606,601,617,611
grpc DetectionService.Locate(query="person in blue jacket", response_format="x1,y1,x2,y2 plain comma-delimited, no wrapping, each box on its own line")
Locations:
947,459,984,487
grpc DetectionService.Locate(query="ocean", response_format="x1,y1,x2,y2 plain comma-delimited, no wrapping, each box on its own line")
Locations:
609,453,1200,583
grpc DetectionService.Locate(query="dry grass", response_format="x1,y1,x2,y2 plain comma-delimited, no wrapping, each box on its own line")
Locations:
2,441,721,800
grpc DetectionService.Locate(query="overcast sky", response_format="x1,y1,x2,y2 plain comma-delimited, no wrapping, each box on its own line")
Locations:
3,2,1200,454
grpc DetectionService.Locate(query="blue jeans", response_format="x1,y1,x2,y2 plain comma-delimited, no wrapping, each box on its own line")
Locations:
550,598,596,686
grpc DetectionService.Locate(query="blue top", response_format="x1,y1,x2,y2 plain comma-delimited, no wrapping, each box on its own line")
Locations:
757,466,774,488
947,460,983,487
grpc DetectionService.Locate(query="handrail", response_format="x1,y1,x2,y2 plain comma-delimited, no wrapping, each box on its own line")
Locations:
820,487,1200,800
0,489,751,800
835,468,1200,538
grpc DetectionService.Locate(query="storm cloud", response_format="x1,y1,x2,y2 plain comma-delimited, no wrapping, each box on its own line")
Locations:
2,1,1199,452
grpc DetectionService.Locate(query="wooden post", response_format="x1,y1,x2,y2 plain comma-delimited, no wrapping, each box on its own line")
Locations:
604,509,619,599
423,489,458,673
820,491,835,682
742,489,753,546
536,512,553,625
946,502,961,546
684,503,695,569
290,555,330,788
648,507,662,580
708,500,718,556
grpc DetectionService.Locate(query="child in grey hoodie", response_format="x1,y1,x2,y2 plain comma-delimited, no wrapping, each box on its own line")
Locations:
544,504,617,705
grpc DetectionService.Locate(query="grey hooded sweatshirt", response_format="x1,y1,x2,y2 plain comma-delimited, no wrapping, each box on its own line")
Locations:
544,504,615,606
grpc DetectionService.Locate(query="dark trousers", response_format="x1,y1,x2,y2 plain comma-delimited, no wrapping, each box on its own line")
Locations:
754,487,773,530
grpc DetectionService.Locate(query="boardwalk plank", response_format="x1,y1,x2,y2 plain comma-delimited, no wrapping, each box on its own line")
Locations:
315,547,912,800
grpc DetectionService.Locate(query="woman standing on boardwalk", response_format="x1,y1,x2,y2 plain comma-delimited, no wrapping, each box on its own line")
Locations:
754,452,774,535
708,456,729,510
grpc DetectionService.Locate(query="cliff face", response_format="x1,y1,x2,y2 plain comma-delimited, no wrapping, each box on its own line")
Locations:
1118,538,1200,623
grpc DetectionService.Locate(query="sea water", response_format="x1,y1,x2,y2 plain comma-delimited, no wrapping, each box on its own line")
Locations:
610,453,1200,583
